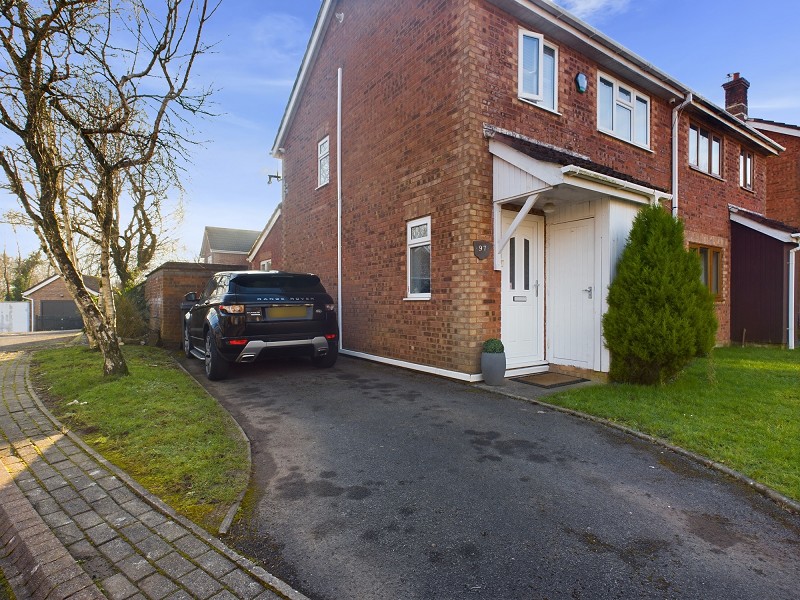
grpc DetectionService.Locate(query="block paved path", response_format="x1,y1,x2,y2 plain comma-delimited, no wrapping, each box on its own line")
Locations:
0,347,308,600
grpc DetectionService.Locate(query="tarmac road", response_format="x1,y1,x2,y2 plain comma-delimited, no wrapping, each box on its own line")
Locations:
180,354,800,600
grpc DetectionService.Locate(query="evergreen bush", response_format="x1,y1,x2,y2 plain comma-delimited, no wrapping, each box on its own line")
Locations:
602,204,717,384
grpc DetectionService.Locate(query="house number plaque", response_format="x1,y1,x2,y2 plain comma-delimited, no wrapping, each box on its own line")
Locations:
473,241,491,260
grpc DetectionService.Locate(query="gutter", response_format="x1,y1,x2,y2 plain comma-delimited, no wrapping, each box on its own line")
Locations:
671,93,693,217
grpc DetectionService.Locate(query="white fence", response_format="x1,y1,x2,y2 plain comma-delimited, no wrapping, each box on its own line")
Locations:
0,302,31,333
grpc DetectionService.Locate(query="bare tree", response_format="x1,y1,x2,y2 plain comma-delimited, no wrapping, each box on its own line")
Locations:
0,0,215,376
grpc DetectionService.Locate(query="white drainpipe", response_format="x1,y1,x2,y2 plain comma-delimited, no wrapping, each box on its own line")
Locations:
337,66,343,350
671,92,693,217
789,236,800,350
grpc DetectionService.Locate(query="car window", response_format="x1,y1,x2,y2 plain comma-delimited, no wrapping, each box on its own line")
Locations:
201,277,216,300
231,274,326,294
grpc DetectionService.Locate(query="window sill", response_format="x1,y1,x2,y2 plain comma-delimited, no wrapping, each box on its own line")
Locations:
688,165,725,182
597,128,653,153
739,185,756,195
518,96,561,116
403,295,431,301
315,181,330,190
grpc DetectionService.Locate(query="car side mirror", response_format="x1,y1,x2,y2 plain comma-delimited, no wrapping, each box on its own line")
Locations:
184,292,198,302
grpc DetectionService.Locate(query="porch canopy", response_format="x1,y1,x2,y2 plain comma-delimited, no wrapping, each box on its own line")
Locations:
486,125,671,269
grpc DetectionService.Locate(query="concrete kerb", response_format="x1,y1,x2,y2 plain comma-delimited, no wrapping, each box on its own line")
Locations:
477,382,800,515
171,355,251,536
23,362,309,600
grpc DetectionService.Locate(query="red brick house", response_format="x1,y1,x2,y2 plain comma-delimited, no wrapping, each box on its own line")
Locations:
247,205,283,271
22,274,99,331
199,226,260,266
721,75,800,347
266,0,784,380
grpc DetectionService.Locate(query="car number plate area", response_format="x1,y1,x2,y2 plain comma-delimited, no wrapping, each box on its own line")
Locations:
266,305,312,320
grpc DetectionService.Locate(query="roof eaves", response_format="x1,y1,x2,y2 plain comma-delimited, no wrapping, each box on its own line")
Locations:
490,0,783,155
271,1,336,157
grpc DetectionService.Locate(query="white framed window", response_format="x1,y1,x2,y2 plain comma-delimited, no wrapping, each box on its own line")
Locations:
406,216,431,299
689,124,722,177
260,259,272,271
518,30,558,112
317,136,330,187
597,73,650,147
739,149,753,189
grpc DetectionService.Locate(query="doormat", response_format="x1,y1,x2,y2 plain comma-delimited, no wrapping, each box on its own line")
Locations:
512,372,587,389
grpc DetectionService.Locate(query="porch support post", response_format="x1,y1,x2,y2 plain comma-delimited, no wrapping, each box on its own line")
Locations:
493,192,548,270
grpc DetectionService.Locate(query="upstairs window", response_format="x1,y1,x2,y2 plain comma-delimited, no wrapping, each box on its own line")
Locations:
739,149,754,189
518,30,558,111
598,74,649,147
318,136,330,187
260,259,272,271
689,124,722,177
690,244,721,298
407,216,431,299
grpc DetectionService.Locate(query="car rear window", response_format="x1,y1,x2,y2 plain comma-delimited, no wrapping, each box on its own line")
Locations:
231,274,327,294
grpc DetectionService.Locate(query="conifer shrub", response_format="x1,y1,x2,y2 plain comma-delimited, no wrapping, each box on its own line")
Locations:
602,204,717,384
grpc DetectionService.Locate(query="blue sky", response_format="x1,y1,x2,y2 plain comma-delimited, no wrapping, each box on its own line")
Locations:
2,0,799,263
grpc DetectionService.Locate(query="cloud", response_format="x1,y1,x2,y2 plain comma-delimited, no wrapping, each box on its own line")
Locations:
554,0,632,19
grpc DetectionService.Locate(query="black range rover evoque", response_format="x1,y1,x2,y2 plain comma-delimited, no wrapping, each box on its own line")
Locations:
183,271,339,380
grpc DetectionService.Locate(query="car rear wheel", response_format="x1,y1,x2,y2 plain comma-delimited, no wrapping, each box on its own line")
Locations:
312,342,338,368
205,330,229,380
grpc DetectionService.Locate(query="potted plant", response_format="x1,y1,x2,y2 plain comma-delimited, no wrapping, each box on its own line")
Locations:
481,338,506,385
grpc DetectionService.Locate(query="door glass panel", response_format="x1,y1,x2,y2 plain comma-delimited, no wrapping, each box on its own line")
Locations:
524,238,530,291
509,238,516,290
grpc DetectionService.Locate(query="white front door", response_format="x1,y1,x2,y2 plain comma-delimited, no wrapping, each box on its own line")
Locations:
501,212,544,369
548,218,596,369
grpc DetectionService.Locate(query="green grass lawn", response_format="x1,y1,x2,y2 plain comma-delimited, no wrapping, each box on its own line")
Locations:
31,345,250,532
546,346,800,502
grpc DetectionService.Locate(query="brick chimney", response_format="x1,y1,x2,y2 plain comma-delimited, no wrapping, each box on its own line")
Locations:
722,72,750,120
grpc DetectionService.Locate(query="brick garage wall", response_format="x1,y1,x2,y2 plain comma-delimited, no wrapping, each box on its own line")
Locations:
249,215,284,270
26,277,76,320
144,262,246,347
761,130,800,229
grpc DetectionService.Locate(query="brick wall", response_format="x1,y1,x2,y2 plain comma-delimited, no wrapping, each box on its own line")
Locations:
249,215,283,270
278,0,774,371
209,252,249,266
144,262,246,347
761,130,800,229
26,277,75,318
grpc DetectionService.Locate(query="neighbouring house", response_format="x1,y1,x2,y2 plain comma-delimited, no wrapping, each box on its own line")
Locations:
22,274,99,331
266,0,786,381
199,226,261,266
722,74,800,346
247,204,283,271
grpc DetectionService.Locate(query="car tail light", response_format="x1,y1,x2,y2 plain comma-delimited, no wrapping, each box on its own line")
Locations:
227,339,248,346
325,334,337,340
220,304,245,314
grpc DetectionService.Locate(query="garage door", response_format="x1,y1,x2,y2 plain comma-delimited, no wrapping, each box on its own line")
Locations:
38,300,83,331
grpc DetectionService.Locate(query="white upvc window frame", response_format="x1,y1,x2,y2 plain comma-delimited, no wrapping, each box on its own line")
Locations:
406,216,431,300
597,72,651,148
689,123,722,177
317,136,330,187
260,259,272,271
518,30,558,112
739,148,754,190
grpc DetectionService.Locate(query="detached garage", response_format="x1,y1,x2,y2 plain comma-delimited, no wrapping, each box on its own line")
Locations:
22,274,100,331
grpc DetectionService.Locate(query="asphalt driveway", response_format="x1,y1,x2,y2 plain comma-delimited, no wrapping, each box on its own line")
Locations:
180,354,800,600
